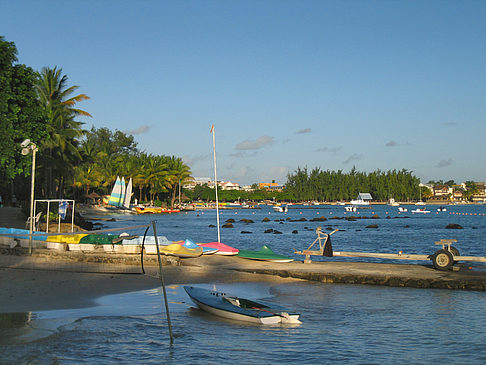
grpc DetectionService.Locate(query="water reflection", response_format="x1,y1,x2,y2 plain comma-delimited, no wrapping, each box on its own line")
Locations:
0,312,33,344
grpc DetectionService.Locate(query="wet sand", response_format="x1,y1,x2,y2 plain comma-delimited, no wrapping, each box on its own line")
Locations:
0,207,296,313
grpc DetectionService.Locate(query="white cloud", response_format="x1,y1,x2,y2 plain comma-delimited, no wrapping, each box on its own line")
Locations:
182,154,209,166
315,146,342,153
124,125,151,135
235,136,274,150
436,158,453,168
343,153,362,164
296,128,312,134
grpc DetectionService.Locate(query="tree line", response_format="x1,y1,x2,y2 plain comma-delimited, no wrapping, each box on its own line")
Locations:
0,36,192,208
285,167,422,202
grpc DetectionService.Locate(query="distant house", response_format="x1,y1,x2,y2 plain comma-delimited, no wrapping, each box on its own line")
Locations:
433,185,452,197
472,182,486,202
219,181,240,191
351,193,373,205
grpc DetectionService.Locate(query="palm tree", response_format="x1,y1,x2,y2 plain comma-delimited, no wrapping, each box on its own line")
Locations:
36,66,91,197
166,156,193,208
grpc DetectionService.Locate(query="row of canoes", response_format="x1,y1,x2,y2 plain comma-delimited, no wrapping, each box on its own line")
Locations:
0,228,294,261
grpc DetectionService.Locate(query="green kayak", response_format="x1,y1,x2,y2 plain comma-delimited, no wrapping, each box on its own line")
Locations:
236,245,294,263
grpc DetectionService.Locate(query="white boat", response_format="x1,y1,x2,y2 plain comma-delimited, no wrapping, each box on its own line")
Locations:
437,206,447,212
412,208,430,214
273,205,288,213
415,201,426,206
387,198,399,206
184,286,301,325
345,206,357,212
398,207,408,212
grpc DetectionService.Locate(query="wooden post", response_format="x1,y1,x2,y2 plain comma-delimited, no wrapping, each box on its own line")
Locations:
152,221,174,345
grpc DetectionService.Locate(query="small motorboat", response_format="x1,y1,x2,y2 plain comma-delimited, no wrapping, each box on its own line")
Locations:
437,206,447,212
273,205,288,213
344,206,357,212
411,208,430,214
237,245,294,262
184,286,301,324
197,241,239,255
398,207,408,212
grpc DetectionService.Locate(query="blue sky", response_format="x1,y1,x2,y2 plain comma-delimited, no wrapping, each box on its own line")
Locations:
2,0,485,185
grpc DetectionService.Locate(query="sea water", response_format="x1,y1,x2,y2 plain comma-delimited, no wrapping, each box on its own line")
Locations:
1,204,486,364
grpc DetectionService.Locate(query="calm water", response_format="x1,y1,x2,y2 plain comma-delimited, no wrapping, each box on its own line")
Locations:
2,204,486,364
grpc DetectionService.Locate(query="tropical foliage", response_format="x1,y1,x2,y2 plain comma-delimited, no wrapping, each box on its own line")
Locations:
0,36,46,202
285,167,421,202
1,36,192,208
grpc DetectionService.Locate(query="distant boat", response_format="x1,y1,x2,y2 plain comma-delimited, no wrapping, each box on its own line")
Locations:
437,206,447,212
412,208,430,214
273,205,288,213
345,206,357,212
387,198,399,206
398,207,408,212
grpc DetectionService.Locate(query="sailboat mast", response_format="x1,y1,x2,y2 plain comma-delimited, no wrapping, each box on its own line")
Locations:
211,124,221,242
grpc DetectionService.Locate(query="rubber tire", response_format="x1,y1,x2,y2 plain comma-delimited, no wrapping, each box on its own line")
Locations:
432,249,454,271
449,246,460,264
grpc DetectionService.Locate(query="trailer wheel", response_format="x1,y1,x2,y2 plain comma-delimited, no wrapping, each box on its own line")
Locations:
449,246,460,264
432,249,454,270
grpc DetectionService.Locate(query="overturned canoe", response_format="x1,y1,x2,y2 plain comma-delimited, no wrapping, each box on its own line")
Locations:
178,239,218,255
237,245,294,263
160,243,203,258
198,241,239,256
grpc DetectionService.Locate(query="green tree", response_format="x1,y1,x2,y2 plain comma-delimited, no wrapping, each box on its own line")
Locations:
36,66,91,197
0,36,47,202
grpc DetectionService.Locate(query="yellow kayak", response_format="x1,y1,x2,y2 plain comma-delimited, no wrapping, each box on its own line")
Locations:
46,234,88,244
160,243,203,258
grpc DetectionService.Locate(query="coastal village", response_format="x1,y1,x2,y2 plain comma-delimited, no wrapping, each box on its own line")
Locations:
2,2,486,363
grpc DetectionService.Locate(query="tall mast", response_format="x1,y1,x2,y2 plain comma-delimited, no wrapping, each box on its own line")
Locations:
211,124,221,242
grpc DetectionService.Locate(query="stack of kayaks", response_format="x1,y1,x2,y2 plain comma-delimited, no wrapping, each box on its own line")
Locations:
236,245,294,263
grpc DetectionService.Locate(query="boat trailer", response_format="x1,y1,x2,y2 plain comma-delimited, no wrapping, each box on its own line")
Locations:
295,227,486,271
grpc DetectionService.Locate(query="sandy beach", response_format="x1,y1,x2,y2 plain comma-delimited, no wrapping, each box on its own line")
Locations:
0,207,298,313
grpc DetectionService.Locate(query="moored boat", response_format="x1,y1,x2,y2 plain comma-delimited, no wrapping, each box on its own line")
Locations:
135,206,181,214
184,286,301,324
177,239,218,255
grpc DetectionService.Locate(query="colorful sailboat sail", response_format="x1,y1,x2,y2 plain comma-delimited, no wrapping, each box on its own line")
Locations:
108,176,124,207
123,178,132,209
119,177,126,207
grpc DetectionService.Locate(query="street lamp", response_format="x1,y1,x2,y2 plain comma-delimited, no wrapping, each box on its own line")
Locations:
21,139,38,254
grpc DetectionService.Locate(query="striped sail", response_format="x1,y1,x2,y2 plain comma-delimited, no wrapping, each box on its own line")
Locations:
108,176,124,206
119,177,126,207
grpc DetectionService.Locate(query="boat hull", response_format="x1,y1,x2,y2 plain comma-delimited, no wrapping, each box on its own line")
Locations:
184,286,300,325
